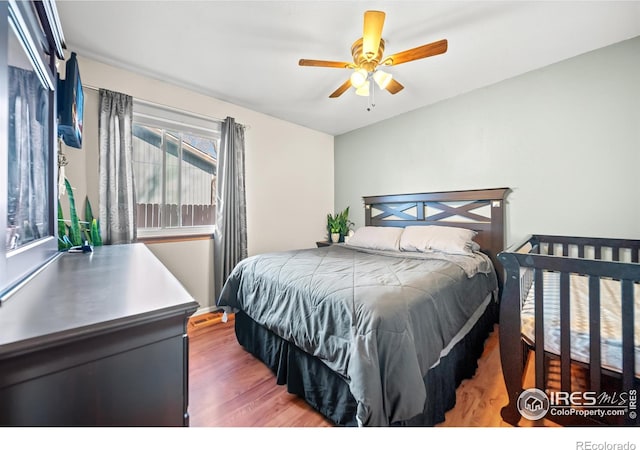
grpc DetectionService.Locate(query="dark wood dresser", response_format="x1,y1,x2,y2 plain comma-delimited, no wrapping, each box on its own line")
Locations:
0,244,199,426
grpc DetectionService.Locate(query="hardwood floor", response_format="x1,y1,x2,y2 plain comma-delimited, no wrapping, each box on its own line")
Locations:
187,316,551,427
188,317,332,427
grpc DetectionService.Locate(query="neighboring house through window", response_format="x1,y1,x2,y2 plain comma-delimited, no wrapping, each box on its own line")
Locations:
132,100,220,237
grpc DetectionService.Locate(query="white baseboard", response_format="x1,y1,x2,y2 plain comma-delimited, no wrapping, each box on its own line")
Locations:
191,305,223,316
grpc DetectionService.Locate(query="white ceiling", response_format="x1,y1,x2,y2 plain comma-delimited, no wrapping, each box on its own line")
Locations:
56,1,640,136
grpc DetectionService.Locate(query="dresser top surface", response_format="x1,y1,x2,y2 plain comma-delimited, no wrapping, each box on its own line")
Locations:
0,243,199,353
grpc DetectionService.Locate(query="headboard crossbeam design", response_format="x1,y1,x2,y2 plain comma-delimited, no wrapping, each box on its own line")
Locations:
362,188,510,286
370,200,493,224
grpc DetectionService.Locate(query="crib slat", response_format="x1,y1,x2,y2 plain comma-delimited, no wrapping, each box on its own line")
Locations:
588,276,601,391
560,272,571,393
534,269,545,389
621,279,634,391
612,247,620,262
547,242,554,256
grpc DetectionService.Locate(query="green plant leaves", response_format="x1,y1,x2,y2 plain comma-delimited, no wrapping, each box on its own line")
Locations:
326,207,353,240
90,218,102,246
85,195,94,226
327,212,341,233
58,178,103,251
64,178,83,246
58,199,70,250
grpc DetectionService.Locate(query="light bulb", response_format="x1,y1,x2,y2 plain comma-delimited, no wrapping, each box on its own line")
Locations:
373,70,392,89
350,68,368,89
355,80,370,97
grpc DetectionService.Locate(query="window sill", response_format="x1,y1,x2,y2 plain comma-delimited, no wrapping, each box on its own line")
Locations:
136,227,215,244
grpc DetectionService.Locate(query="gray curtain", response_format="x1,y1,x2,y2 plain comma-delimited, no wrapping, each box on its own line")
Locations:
98,89,136,245
214,116,247,300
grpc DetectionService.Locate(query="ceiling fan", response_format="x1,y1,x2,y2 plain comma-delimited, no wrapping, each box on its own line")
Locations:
298,10,448,99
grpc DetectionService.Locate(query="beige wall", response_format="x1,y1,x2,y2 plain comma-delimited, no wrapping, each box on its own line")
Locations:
60,53,334,313
335,36,640,247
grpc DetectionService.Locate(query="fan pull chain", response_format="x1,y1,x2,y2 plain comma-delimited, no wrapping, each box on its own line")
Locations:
367,75,376,111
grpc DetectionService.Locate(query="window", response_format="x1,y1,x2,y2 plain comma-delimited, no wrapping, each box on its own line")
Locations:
132,101,220,238
1,1,62,300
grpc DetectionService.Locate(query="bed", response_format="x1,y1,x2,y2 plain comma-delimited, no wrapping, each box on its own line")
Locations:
217,188,509,426
498,235,640,426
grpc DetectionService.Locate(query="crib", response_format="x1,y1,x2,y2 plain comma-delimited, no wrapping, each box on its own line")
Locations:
498,235,640,426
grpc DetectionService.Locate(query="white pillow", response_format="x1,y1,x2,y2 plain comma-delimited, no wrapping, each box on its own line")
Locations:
346,226,403,251
399,225,479,255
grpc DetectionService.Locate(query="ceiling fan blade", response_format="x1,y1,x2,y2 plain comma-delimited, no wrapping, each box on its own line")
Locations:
382,39,448,66
299,59,354,69
385,78,404,95
362,10,385,60
329,79,352,98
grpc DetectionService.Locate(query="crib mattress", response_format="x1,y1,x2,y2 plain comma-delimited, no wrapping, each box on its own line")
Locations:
521,271,640,377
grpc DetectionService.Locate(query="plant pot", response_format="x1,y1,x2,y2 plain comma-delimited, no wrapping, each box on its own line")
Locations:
331,233,340,243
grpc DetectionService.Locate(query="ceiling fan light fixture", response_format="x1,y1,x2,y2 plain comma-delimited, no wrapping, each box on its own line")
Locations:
372,70,392,89
355,80,370,97
298,10,447,101
350,68,368,88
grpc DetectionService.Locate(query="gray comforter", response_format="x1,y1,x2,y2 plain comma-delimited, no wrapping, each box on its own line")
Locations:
217,244,498,426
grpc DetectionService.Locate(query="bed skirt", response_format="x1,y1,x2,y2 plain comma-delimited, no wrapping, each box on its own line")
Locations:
234,298,498,426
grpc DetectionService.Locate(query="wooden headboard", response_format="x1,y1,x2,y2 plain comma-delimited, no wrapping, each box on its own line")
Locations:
363,187,510,287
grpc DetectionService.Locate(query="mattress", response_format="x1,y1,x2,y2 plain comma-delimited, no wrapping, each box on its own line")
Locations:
233,295,497,426
217,244,498,426
521,271,640,377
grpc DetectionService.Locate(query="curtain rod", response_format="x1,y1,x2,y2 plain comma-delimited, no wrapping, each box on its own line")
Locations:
82,83,225,125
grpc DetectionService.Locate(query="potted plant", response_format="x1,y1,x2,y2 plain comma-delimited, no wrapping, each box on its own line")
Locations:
339,209,354,243
327,213,341,243
327,207,353,243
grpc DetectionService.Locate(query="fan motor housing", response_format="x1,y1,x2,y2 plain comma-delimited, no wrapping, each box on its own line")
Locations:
351,38,385,71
